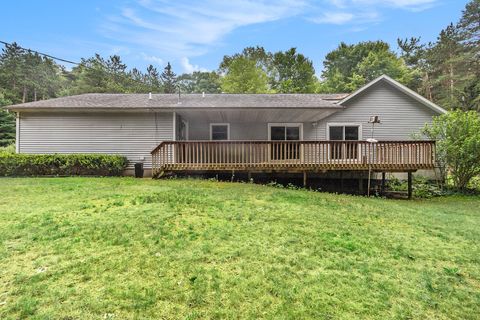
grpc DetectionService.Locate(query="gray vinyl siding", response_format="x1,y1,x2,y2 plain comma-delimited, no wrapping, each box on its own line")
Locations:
305,82,438,140
18,112,174,168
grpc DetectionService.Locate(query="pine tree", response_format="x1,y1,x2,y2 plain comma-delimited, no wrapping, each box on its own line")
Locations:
161,62,177,93
0,91,15,147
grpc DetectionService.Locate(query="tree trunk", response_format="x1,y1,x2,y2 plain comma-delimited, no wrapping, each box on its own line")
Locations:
22,86,27,103
34,87,37,102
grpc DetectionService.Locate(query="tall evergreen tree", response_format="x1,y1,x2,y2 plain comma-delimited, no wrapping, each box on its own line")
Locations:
0,90,15,147
161,62,177,93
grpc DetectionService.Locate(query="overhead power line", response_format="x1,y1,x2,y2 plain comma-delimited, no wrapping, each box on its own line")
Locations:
0,40,80,65
0,40,165,89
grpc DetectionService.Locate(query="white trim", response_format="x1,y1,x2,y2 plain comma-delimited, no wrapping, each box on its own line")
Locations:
267,123,304,140
172,112,176,141
210,123,230,140
338,74,447,115
326,122,362,140
15,112,20,153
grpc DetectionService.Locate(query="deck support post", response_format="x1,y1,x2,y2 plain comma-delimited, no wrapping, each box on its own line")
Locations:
340,171,344,193
407,172,413,199
381,172,386,194
359,178,364,195
247,171,252,181
303,171,307,188
231,170,235,182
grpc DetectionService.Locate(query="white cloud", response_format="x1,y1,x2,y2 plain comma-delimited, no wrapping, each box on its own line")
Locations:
140,52,163,65
101,0,307,58
330,0,437,11
309,12,354,25
309,10,380,26
98,0,438,63
180,57,207,73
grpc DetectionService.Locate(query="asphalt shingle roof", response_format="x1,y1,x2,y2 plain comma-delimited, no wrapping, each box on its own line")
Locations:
5,93,349,110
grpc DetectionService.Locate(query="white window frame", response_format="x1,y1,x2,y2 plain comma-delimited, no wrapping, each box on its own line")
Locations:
326,123,362,140
267,123,304,141
326,123,363,161
210,123,230,141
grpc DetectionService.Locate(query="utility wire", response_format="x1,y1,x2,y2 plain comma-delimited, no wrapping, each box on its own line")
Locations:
0,40,162,89
0,40,80,65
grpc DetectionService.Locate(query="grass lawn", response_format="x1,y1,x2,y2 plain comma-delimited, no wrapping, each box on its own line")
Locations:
0,177,479,319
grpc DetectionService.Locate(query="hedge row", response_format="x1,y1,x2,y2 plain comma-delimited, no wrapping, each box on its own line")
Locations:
0,153,128,176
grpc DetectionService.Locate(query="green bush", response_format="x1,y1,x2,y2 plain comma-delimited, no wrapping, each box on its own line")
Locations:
0,144,15,154
422,110,480,190
0,153,128,177
387,176,446,198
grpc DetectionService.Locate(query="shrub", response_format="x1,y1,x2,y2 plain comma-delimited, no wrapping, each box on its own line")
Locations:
0,144,15,154
387,176,446,198
422,110,480,190
0,153,128,177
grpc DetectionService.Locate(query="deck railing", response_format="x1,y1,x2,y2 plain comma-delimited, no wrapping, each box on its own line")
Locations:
151,140,435,177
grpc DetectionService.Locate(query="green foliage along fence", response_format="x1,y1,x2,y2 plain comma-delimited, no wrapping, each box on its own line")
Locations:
0,153,128,177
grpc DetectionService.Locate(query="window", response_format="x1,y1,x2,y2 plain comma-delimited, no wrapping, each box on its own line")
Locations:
268,124,302,160
327,124,361,159
328,125,360,141
210,123,230,140
268,124,302,141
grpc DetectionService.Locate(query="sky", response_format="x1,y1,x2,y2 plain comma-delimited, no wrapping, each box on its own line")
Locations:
0,0,470,75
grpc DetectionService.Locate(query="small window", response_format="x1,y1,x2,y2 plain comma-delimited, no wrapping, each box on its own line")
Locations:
210,123,229,140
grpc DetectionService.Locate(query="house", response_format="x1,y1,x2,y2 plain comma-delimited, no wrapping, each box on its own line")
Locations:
6,75,446,190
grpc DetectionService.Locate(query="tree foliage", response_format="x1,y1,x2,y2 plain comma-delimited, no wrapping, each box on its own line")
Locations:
178,71,221,93
221,57,270,93
220,46,317,93
422,110,480,189
161,62,177,93
319,41,415,93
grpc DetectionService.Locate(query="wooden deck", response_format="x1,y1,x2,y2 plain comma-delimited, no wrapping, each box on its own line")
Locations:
151,140,436,178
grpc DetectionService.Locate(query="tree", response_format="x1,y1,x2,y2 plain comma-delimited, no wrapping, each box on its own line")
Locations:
161,62,177,93
271,48,317,93
221,57,270,93
422,110,480,189
319,41,414,93
220,46,272,75
0,90,15,147
0,42,25,101
146,65,162,92
356,50,414,86
427,24,470,109
458,0,480,50
178,71,221,93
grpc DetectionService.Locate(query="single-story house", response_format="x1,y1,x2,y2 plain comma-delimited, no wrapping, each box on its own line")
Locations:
6,75,446,184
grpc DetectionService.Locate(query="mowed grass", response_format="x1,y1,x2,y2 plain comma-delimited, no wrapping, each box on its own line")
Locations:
0,178,479,319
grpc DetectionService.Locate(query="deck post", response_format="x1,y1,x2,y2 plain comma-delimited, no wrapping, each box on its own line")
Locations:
231,170,235,182
381,172,386,194
247,171,252,181
303,171,307,188
407,172,413,199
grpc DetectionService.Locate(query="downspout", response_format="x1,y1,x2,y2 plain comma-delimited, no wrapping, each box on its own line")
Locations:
15,112,20,153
